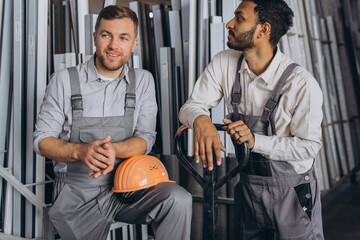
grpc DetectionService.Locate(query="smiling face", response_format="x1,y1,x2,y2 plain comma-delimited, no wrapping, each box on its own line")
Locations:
226,1,259,51
93,17,138,78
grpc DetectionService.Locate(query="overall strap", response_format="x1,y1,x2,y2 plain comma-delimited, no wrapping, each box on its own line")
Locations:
231,54,244,121
68,67,83,119
124,68,136,116
262,63,299,134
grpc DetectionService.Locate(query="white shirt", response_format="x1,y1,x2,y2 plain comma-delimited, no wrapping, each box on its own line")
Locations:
179,49,323,174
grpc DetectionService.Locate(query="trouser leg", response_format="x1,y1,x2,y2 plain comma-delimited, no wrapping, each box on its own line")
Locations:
114,182,192,240
235,181,269,240
49,182,112,240
273,177,324,239
309,177,324,240
43,206,55,240
234,176,324,240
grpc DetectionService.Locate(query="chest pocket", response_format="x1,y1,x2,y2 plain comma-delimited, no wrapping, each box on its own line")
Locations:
79,126,128,144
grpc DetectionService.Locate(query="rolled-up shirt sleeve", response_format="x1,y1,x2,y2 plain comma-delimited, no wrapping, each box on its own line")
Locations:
133,71,158,154
179,54,225,128
33,71,68,155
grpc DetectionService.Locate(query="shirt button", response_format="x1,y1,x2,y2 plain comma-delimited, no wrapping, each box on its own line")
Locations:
306,193,311,199
304,176,310,181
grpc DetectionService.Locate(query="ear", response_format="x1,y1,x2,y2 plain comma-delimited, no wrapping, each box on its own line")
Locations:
257,22,271,39
93,32,96,46
131,38,138,52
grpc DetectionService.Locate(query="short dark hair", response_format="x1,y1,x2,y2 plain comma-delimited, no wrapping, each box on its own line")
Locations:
247,0,294,47
95,5,139,36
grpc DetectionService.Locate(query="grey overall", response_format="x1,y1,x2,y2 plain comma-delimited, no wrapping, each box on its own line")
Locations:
230,55,324,240
48,67,192,240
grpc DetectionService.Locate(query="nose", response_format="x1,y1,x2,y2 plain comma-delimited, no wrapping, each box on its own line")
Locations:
108,37,119,50
226,18,234,30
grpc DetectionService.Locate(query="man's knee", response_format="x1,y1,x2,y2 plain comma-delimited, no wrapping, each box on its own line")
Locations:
159,182,192,213
171,186,192,209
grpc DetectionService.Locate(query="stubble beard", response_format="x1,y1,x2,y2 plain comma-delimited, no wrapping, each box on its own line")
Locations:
97,52,129,72
227,25,257,51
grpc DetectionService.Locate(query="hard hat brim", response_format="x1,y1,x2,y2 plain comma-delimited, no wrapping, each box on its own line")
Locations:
112,180,176,193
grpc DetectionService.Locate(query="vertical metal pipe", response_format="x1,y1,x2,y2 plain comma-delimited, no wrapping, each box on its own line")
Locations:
13,0,25,236
76,0,89,58
4,109,14,234
63,0,71,53
25,0,37,237
0,0,13,227
35,0,48,237
187,0,197,156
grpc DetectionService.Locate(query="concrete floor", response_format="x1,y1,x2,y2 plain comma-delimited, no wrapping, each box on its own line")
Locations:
322,171,360,240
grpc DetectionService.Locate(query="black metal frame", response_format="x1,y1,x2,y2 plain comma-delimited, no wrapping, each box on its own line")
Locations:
174,124,250,240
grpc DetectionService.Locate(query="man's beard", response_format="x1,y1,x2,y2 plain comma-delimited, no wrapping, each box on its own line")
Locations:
97,52,128,71
227,25,256,51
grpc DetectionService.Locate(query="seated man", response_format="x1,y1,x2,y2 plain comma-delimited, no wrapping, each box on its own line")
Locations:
34,5,191,240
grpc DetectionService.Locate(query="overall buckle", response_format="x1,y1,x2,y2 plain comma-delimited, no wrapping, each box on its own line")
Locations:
125,93,136,109
71,94,83,110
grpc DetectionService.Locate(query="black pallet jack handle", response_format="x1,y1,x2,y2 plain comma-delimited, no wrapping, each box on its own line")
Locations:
174,124,250,240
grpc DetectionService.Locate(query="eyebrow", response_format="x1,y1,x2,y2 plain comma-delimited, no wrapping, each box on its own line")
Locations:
100,30,111,35
120,33,131,37
235,10,243,16
100,30,131,37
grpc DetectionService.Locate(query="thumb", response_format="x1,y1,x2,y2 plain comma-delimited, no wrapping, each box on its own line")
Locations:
222,119,232,135
103,142,110,150
222,118,232,124
220,141,227,152
97,135,111,146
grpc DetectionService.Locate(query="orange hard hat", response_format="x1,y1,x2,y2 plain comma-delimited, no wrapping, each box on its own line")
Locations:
112,155,175,193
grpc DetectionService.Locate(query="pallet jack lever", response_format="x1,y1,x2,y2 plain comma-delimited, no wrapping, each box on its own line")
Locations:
174,124,250,240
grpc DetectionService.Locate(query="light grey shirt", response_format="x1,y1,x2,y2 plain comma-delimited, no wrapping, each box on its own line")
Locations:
179,49,323,174
34,55,157,170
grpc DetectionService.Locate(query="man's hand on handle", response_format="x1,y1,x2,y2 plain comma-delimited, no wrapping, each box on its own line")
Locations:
222,118,254,149
193,115,226,171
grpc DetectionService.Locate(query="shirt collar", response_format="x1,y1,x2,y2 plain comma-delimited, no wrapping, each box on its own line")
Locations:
85,54,130,84
238,47,283,84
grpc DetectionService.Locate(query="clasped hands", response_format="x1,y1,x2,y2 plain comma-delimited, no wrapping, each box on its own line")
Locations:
76,135,116,179
193,116,255,171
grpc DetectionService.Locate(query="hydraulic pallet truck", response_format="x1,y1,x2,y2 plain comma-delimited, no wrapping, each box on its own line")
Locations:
175,124,250,240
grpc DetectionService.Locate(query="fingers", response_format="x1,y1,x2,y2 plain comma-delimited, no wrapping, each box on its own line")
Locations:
84,158,101,172
81,145,112,171
86,156,108,170
89,158,115,179
90,168,107,179
193,116,225,171
223,118,244,137
96,144,112,159
194,140,200,163
223,118,255,147
205,141,214,171
102,142,110,150
89,170,104,178
95,135,111,146
222,118,232,124
213,144,222,166
199,141,207,168
98,164,114,177
89,141,116,178
196,133,225,171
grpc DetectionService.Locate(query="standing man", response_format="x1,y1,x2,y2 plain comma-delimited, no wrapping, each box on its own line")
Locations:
179,0,324,239
34,5,191,240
